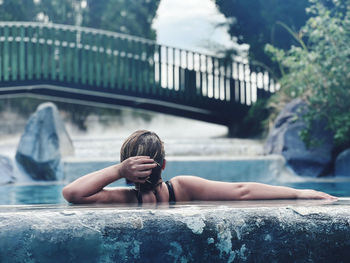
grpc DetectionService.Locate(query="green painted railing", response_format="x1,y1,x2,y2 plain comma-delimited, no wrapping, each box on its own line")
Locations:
0,22,276,125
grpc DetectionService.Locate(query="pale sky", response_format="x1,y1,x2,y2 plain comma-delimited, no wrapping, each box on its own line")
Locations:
152,0,245,55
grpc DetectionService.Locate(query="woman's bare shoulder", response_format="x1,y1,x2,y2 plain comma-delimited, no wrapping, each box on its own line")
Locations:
169,176,208,201
170,175,209,185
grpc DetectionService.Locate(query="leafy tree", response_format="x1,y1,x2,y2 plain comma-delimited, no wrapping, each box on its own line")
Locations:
82,0,106,29
82,0,160,39
37,0,76,24
0,0,76,24
265,0,350,147
214,0,310,75
0,0,38,21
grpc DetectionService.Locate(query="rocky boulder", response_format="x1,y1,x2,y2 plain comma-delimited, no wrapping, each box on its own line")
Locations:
15,102,74,181
264,99,334,177
0,155,15,185
335,149,350,177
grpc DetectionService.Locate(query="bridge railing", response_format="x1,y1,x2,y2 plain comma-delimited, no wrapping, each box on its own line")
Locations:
0,22,276,110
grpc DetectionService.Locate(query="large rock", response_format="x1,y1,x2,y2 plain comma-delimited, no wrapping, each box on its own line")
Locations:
264,99,334,177
335,149,350,176
15,102,74,180
0,155,15,185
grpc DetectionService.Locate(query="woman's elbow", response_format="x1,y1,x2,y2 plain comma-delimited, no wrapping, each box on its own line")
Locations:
235,184,252,200
62,186,81,203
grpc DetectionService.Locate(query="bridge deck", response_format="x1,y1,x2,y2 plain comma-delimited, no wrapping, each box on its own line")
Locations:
0,22,275,126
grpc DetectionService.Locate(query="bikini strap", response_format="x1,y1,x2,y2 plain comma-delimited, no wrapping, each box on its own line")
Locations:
165,181,176,203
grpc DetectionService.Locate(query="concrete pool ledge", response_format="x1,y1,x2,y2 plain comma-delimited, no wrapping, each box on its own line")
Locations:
1,200,350,263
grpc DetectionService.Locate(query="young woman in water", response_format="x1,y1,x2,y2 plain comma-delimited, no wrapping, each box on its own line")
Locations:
62,130,336,204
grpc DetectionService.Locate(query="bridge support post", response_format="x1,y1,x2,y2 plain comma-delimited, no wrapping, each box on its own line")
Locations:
226,104,250,138
227,120,244,138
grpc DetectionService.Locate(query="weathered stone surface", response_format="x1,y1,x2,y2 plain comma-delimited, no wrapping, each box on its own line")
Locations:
0,203,349,263
264,99,334,177
15,102,73,181
0,155,15,185
335,149,350,177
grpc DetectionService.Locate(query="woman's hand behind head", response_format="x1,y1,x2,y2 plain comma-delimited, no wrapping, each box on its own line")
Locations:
120,156,157,183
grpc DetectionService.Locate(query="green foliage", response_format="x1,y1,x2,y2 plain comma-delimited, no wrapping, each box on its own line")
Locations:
83,0,160,39
0,0,37,21
265,0,350,147
214,0,310,75
0,0,76,23
37,0,76,24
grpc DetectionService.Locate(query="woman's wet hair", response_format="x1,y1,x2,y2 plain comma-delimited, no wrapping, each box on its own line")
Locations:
120,130,165,192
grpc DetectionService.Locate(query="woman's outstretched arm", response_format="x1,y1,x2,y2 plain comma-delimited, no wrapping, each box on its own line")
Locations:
173,176,337,201
62,156,157,204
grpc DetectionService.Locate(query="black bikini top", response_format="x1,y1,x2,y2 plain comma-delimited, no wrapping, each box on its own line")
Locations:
135,180,176,204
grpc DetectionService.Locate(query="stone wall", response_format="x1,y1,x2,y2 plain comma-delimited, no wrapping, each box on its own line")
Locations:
1,203,349,262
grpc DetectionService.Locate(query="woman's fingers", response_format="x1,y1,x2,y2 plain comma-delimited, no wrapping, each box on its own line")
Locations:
131,157,157,173
311,190,336,199
129,157,155,167
130,155,150,159
131,156,154,162
121,156,159,182
137,158,156,164
301,189,338,200
136,163,157,170
137,170,153,177
319,192,337,200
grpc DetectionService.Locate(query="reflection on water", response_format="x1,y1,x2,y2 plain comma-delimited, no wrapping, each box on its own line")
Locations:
0,184,66,205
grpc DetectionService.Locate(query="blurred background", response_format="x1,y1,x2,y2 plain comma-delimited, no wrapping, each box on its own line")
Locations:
0,0,317,140
1,0,350,204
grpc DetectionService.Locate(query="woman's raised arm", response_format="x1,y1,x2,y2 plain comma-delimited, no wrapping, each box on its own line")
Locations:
62,156,157,204
173,176,337,201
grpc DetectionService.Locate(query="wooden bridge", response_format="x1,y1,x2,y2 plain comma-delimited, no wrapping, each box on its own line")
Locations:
0,22,276,132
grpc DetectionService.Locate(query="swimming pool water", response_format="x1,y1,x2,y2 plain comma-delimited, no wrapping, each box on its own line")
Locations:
1,180,350,205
